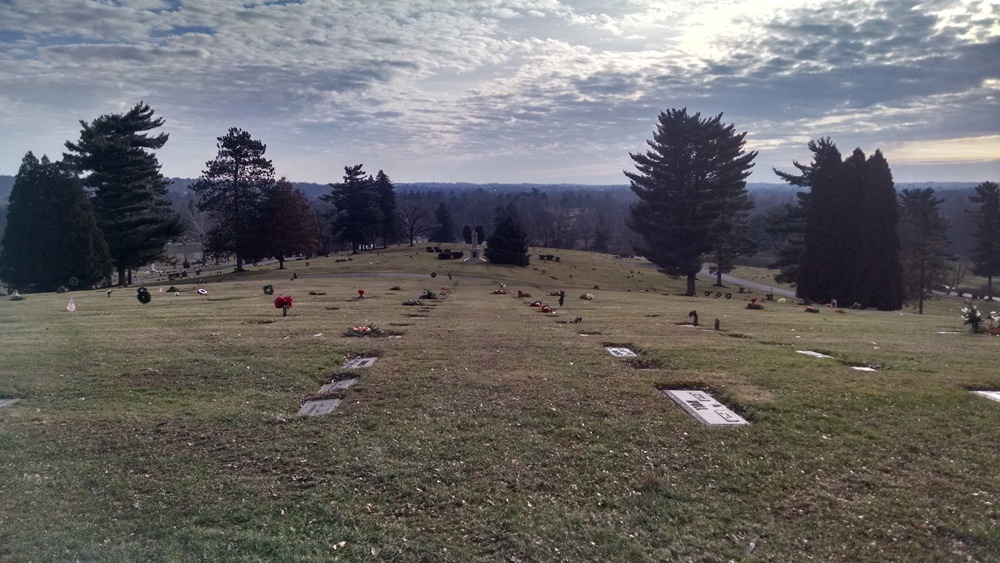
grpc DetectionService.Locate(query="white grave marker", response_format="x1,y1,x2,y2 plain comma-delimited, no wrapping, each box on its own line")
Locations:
298,398,342,416
851,366,878,372
796,350,833,358
972,390,1000,403
662,390,748,426
319,378,359,393
605,347,637,358
0,398,21,408
343,357,377,369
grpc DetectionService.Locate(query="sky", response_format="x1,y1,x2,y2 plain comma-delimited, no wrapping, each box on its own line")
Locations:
0,0,998,185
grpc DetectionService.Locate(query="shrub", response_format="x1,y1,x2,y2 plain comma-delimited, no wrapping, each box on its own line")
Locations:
451,251,464,259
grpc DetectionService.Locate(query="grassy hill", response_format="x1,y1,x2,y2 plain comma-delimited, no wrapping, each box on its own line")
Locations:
1,247,998,561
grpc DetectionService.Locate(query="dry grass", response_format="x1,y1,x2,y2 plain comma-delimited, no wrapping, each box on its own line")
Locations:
1,246,998,561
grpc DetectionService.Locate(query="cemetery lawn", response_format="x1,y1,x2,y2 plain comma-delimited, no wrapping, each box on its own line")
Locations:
1,247,998,562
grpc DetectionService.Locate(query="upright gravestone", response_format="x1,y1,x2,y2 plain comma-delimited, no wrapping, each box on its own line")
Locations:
463,225,485,264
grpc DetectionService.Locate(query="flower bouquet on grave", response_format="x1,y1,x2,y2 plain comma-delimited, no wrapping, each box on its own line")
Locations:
516,290,531,298
805,306,819,313
530,300,543,307
961,305,983,333
988,311,1000,336
491,287,506,294
345,323,382,337
746,298,763,310
358,289,365,299
274,295,293,316
541,305,552,313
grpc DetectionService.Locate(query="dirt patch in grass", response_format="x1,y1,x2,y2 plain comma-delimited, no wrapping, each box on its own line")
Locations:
245,319,275,325
578,330,602,336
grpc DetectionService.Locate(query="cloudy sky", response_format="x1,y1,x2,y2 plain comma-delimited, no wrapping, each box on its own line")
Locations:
1,0,997,185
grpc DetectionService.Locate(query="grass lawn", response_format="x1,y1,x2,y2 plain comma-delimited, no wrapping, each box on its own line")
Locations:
1,246,998,561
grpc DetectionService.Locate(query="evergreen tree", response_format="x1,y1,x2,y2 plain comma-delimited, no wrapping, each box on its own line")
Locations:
485,203,530,266
708,189,758,286
432,202,457,243
899,188,952,314
373,170,398,248
775,139,903,310
0,153,112,292
191,128,275,271
625,108,756,296
63,102,182,285
262,178,321,269
322,164,381,253
764,191,809,284
968,181,1000,300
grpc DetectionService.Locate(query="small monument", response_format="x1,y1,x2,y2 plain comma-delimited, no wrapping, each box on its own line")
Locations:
462,225,486,264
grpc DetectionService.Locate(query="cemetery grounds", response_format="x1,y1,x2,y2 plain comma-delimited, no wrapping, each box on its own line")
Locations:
0,248,998,561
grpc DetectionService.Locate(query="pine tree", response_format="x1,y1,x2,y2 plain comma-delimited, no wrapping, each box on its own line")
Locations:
191,128,275,271
322,164,381,253
775,140,903,310
63,102,182,285
262,178,321,269
764,191,809,284
899,188,952,314
968,181,1000,300
432,202,457,243
708,189,758,286
373,170,398,248
625,108,756,296
485,203,530,266
0,153,112,292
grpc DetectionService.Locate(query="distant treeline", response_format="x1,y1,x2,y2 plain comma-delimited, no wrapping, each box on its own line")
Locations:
0,175,986,259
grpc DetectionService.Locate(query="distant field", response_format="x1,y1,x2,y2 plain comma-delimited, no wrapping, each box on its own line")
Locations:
1,246,998,561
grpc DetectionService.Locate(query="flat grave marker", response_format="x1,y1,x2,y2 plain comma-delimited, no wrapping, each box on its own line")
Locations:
299,398,342,416
851,366,878,372
605,347,637,358
319,378,359,393
972,390,1000,404
662,389,749,426
0,399,21,408
797,350,833,359
343,357,377,369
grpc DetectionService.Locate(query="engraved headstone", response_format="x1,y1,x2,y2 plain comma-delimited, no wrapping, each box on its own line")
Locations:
343,357,377,369
319,378,359,393
298,398,342,416
796,350,833,358
0,398,22,408
605,347,637,358
972,390,1000,403
662,390,749,425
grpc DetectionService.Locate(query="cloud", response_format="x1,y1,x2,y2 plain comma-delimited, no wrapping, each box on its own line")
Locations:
0,0,996,184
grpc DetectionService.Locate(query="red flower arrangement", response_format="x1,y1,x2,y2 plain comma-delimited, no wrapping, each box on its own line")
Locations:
805,306,819,313
358,289,365,298
274,295,293,309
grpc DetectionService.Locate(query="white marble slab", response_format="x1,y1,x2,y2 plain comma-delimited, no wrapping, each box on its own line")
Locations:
343,357,377,369
605,347,637,358
662,390,748,426
972,390,1000,403
319,378,359,393
0,399,21,408
797,350,833,359
851,366,878,372
298,398,342,416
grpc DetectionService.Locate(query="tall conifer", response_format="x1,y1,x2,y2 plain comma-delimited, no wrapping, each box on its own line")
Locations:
968,181,1000,300
0,153,111,292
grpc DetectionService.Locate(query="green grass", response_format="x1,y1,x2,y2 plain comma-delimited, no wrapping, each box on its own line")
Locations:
1,246,998,561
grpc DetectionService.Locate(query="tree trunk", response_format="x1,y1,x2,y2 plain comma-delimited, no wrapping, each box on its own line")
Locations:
686,272,697,296
117,266,127,287
716,269,723,286
277,255,285,269
989,275,994,301
235,255,244,272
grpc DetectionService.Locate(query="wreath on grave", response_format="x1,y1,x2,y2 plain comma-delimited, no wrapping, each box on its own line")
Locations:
136,287,151,304
263,284,274,295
